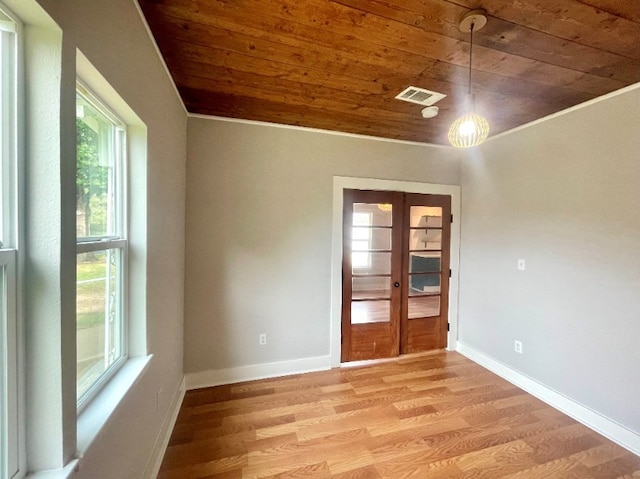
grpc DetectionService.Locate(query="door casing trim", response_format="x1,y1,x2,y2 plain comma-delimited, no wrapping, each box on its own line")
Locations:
331,176,461,367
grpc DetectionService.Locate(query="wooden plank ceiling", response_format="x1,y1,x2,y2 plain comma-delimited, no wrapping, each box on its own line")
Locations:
138,0,640,145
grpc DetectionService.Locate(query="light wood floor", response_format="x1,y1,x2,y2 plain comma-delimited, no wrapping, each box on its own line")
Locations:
158,351,640,478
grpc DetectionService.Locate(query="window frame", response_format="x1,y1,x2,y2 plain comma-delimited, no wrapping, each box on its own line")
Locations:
0,3,21,478
75,81,129,412
0,250,18,479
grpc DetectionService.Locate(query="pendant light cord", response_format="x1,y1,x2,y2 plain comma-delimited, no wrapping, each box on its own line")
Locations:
468,21,475,95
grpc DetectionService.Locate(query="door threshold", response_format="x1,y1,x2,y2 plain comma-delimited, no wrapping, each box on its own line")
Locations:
340,349,447,368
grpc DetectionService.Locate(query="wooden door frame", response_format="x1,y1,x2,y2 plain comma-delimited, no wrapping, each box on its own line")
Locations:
330,177,461,368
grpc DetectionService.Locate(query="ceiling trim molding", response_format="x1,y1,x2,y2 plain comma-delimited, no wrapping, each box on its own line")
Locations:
186,113,454,149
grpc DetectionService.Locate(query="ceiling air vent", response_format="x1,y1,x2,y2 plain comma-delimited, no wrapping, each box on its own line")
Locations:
395,86,446,106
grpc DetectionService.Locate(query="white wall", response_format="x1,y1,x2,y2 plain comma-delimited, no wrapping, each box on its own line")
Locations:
10,0,186,477
184,118,460,376
459,85,640,434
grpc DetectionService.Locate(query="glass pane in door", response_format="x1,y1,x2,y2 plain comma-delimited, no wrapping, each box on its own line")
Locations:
351,300,391,324
408,273,440,295
354,202,392,227
350,202,393,325
352,252,391,275
408,296,441,319
408,205,443,321
409,252,441,273
409,206,443,251
409,206,442,227
352,276,391,300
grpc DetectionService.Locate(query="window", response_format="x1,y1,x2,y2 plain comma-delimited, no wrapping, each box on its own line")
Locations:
0,5,19,478
76,83,127,408
352,212,372,268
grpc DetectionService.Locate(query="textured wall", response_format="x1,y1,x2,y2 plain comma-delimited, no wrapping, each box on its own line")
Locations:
185,118,461,374
459,85,640,434
14,0,187,476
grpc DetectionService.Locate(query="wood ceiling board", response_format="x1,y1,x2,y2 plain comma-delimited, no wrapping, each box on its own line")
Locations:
138,0,640,145
578,0,640,23
181,89,453,144
451,0,640,59
335,0,640,82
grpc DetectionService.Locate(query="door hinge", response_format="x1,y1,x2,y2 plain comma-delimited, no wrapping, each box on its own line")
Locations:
447,323,450,332
450,214,453,223
449,268,452,277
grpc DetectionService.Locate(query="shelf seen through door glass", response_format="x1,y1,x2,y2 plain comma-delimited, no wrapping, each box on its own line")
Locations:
409,206,442,227
409,206,442,251
410,228,442,251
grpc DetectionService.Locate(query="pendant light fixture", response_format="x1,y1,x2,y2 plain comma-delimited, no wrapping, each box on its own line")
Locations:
448,10,490,148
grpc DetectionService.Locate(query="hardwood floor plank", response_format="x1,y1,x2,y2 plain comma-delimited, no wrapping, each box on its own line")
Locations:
189,455,248,479
444,439,537,477
158,351,640,478
366,411,470,438
261,461,332,479
578,442,633,468
293,406,399,442
330,465,381,479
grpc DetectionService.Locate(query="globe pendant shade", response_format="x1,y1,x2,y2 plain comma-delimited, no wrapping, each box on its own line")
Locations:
448,112,490,148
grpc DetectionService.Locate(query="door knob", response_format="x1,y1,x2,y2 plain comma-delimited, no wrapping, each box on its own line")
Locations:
394,282,400,288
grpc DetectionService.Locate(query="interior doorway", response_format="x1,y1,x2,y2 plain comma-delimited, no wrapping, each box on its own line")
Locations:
341,189,452,362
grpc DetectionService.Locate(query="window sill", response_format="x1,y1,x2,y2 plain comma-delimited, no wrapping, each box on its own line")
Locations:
26,355,153,478
77,354,152,452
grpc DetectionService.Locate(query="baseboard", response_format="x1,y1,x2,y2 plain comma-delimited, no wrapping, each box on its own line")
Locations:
143,376,186,479
456,341,640,457
185,355,332,390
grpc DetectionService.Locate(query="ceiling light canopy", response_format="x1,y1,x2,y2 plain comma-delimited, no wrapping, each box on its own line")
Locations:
448,10,490,148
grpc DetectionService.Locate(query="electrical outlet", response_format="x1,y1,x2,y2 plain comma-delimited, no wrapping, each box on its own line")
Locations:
517,259,526,271
259,333,267,345
514,340,523,354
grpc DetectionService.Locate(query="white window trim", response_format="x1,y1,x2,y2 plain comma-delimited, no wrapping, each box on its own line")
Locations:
75,83,129,413
0,2,23,478
76,239,126,254
71,49,149,470
1,250,18,479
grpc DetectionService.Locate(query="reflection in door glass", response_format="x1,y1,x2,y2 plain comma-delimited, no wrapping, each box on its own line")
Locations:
352,212,372,268
369,228,392,250
352,252,391,275
354,203,392,227
352,276,391,300
351,300,390,324
408,296,441,319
